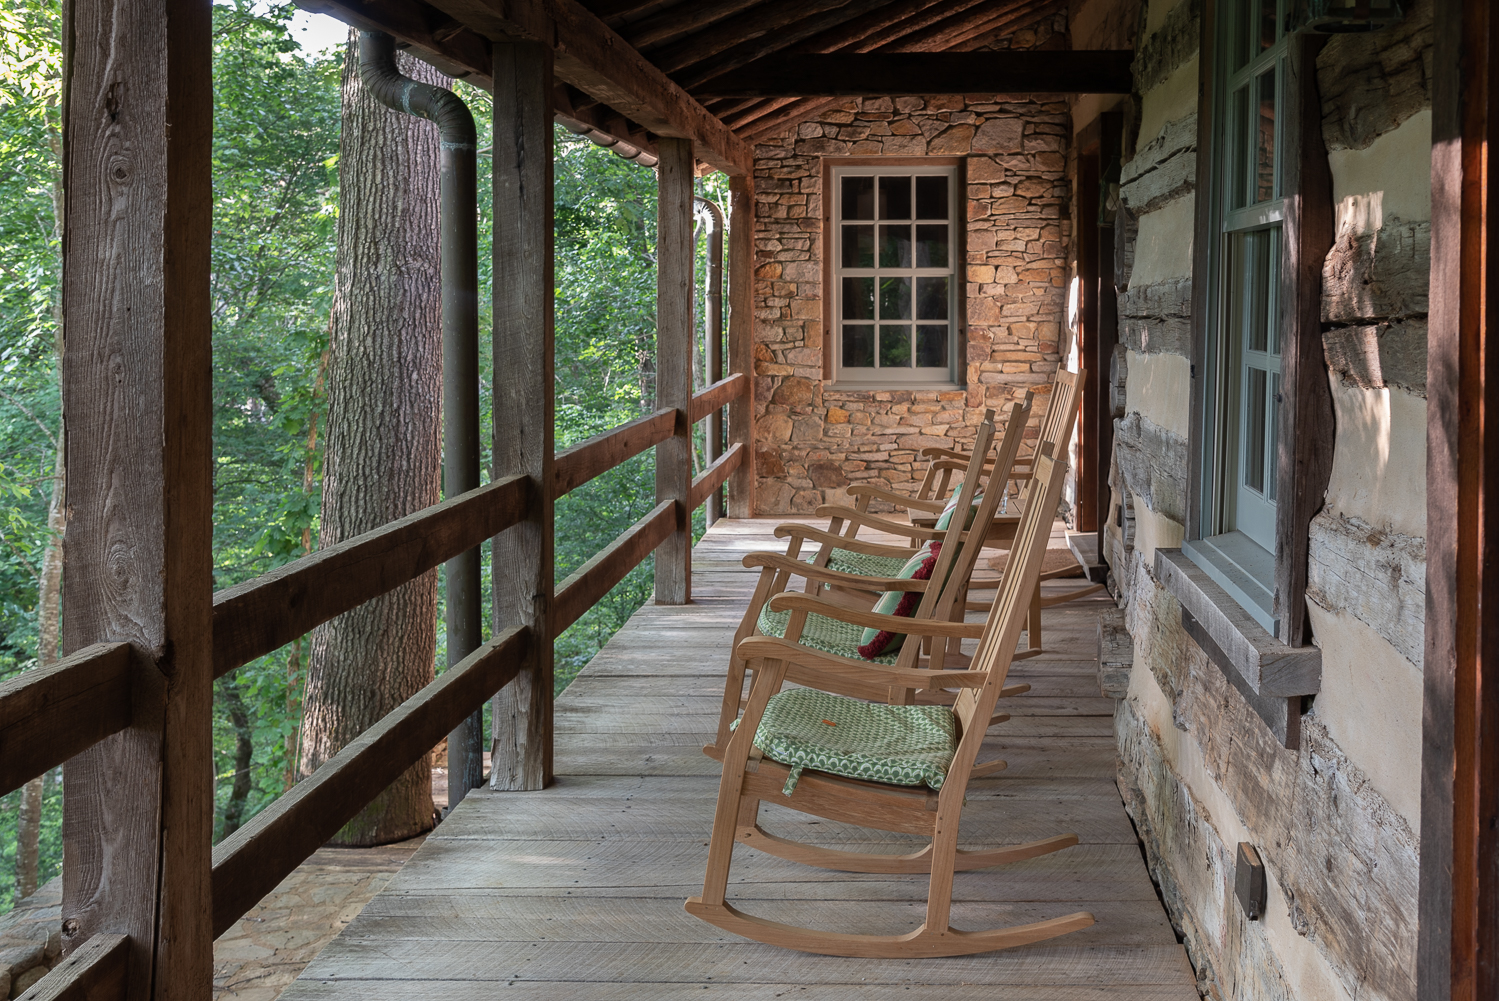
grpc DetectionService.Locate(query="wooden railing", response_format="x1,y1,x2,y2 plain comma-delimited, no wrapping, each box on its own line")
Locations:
0,372,748,978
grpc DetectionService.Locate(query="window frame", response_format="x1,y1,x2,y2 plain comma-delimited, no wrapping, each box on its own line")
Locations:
820,157,967,389
1184,0,1334,647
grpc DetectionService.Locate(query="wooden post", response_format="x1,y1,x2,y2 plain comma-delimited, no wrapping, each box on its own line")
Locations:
1419,0,1499,996
490,39,555,791
726,172,756,518
656,137,694,603
60,0,215,993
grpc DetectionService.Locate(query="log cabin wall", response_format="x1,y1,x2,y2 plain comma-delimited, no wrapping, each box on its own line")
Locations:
1102,0,1434,999
748,15,1074,515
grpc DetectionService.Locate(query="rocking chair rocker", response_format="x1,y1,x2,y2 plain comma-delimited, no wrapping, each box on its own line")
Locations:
686,447,1094,958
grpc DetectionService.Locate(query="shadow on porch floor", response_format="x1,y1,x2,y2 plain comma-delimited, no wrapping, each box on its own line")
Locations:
257,517,1198,1000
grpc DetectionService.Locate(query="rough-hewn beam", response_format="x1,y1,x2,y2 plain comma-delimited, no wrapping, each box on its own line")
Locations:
0,642,132,797
699,50,1134,97
795,0,994,54
655,136,695,605
211,628,527,937
623,0,764,51
414,0,752,173
296,0,495,85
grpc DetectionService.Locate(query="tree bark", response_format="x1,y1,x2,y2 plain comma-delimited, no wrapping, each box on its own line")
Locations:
218,676,254,837
298,31,444,845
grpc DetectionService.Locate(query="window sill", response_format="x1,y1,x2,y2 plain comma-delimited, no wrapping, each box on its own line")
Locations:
1183,532,1276,636
1155,548,1320,750
826,381,963,392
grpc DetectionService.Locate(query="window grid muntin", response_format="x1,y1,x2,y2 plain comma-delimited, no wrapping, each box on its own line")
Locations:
832,164,959,385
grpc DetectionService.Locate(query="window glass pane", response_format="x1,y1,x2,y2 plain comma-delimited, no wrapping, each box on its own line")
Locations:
1268,228,1282,354
843,325,874,367
1248,231,1270,353
879,224,911,267
842,225,873,268
915,175,948,219
879,325,912,367
879,176,911,219
1232,0,1251,71
1245,367,1267,493
1255,70,1276,203
916,325,948,368
1258,0,1277,54
1230,85,1250,210
879,277,911,320
915,225,949,267
1268,371,1281,501
842,276,874,320
843,176,874,220
916,277,949,320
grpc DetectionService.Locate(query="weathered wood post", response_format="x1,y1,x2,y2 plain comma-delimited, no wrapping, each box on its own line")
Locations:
656,137,694,603
61,0,216,992
490,39,555,791
726,173,756,518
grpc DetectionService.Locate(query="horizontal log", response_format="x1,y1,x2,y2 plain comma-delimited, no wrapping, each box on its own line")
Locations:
552,500,676,635
213,476,528,678
695,51,1137,97
689,442,744,511
23,932,129,1001
0,642,132,797
687,373,747,424
414,0,752,174
211,626,529,938
553,408,676,498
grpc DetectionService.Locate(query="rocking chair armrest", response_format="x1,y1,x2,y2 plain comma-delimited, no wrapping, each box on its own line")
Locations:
735,636,989,691
812,507,943,541
741,552,929,591
770,524,919,559
845,484,948,514
766,593,984,639
919,446,992,465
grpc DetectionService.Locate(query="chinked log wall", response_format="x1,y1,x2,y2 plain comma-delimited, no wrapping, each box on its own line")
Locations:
0,0,757,992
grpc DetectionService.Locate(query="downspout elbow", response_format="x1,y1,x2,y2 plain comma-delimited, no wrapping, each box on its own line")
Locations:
357,31,477,152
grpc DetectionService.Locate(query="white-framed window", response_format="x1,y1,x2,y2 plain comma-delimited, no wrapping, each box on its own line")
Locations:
1188,0,1289,634
830,164,960,386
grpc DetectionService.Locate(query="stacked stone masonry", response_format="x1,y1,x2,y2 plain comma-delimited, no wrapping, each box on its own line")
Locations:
751,94,1072,514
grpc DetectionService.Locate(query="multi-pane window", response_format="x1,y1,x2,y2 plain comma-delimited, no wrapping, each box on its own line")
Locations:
832,165,958,385
1189,0,1289,633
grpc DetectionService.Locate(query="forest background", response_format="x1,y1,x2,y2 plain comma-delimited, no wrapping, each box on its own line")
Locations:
0,0,727,912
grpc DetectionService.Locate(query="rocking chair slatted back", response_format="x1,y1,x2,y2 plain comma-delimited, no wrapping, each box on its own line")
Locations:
949,447,1064,742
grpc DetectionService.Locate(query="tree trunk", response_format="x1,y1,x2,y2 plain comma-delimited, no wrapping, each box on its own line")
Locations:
219,676,254,837
298,31,444,846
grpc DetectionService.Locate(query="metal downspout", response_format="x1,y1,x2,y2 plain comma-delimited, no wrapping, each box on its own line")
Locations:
358,31,484,811
694,196,725,524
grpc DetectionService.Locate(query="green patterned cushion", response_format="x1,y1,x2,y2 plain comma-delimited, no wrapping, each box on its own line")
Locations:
750,688,957,795
934,490,984,532
756,604,901,665
811,548,910,578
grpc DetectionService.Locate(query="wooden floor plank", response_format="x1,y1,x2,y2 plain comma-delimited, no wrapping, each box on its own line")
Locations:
279,518,1194,1000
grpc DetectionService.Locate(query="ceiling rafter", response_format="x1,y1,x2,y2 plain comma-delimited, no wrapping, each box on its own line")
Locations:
798,0,997,53
649,0,891,76
880,0,1042,50
666,0,905,89
622,0,768,51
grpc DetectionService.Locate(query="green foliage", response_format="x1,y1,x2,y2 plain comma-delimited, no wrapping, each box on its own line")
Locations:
0,0,731,911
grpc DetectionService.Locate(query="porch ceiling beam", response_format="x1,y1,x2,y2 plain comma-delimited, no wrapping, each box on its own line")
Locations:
884,0,1053,50
819,0,1006,53
302,0,751,173
698,50,1134,97
663,0,903,89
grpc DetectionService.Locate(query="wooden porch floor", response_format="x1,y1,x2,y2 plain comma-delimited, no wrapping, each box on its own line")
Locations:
279,518,1198,1000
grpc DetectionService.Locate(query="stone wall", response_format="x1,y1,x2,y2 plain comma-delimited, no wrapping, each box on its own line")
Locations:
750,95,1072,513
1103,0,1434,999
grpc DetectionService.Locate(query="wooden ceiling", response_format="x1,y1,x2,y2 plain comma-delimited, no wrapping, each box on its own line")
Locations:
296,0,1109,172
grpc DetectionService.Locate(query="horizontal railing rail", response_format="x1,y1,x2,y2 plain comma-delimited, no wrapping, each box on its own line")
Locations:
690,442,743,512
552,500,676,635
0,642,132,797
552,407,676,498
0,374,752,950
688,372,746,424
212,474,529,678
210,626,528,937
26,931,129,1001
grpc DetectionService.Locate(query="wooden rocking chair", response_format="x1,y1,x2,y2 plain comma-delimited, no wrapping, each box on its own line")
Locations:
707,401,1031,753
686,447,1093,957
